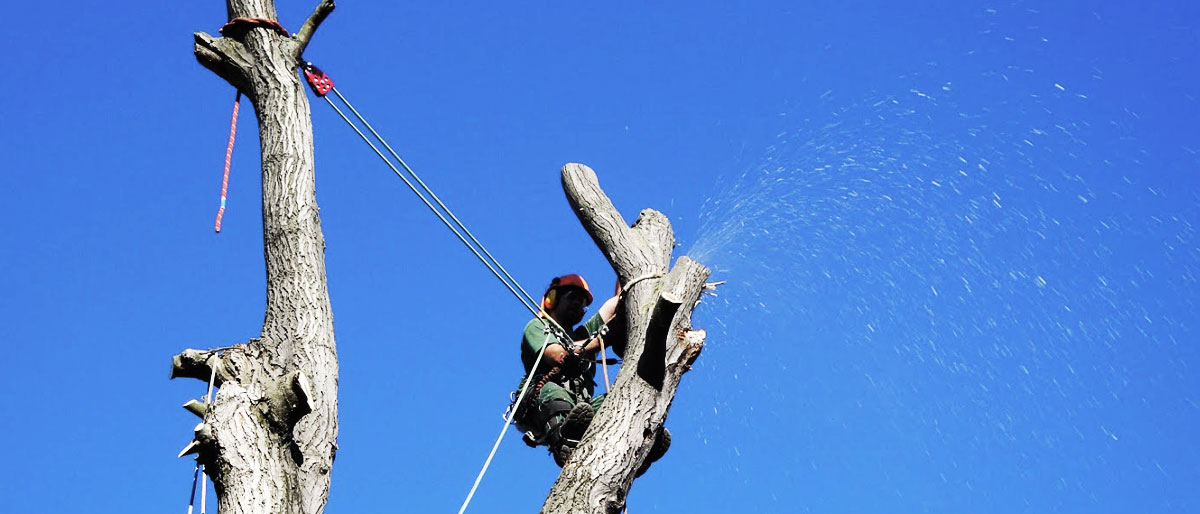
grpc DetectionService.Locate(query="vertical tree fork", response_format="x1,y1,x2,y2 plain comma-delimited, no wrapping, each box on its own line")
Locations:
170,1,338,513
544,163,712,514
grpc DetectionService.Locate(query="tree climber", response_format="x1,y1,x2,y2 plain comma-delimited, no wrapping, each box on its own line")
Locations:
514,274,671,471
513,274,616,465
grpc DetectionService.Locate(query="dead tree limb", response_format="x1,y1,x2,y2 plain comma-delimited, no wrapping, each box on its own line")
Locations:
544,163,711,514
171,1,338,513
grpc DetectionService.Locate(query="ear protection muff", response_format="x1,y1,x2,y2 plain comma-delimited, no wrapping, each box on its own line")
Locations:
542,277,563,311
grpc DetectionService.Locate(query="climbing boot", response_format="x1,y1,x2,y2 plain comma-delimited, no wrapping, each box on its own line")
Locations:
634,426,671,477
559,402,594,442
549,403,594,467
552,441,575,467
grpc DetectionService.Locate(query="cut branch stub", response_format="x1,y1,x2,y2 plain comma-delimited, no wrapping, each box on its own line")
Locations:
183,399,208,418
194,32,254,92
171,348,222,384
171,345,253,387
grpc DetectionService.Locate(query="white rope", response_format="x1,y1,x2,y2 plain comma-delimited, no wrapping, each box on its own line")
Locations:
185,463,199,514
456,334,552,514
201,355,219,514
622,273,662,292
184,353,223,514
204,356,218,404
184,353,220,514
200,465,208,514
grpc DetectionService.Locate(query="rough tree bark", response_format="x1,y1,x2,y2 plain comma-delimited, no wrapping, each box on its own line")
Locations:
542,163,712,514
170,1,338,513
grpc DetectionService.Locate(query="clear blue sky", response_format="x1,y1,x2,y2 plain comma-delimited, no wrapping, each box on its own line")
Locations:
1,1,1197,513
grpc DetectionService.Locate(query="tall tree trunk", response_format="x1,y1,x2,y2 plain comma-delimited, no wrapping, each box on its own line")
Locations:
171,1,338,513
543,163,712,514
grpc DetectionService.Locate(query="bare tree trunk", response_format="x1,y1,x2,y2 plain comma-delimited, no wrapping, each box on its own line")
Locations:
171,1,338,513
543,163,712,514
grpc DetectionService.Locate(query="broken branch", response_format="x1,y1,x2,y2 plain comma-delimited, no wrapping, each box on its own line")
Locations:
183,399,208,418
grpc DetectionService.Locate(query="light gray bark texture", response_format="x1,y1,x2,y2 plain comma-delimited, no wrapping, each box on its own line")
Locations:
172,1,338,513
543,163,711,514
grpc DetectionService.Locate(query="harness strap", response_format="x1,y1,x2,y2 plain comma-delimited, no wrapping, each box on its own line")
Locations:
523,365,561,418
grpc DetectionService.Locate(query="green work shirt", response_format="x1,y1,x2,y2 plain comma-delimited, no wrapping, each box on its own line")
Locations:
521,313,605,393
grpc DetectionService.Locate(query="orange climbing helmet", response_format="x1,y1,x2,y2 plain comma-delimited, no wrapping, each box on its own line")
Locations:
542,274,593,310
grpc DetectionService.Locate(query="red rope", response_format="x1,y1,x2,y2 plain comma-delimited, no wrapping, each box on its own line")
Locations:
214,92,241,233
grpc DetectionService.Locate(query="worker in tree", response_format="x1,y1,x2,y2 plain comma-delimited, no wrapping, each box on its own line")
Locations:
514,274,616,465
514,274,671,472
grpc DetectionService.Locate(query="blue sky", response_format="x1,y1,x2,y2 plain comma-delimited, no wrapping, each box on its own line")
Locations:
1,1,1197,513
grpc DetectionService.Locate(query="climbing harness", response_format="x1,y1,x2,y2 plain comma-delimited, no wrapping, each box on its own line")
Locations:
509,318,613,452
214,92,240,233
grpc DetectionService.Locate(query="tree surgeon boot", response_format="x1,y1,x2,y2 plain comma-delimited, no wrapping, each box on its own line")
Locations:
634,426,672,477
550,402,594,467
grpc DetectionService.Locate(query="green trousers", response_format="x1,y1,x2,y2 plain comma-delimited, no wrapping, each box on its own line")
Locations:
538,382,605,435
